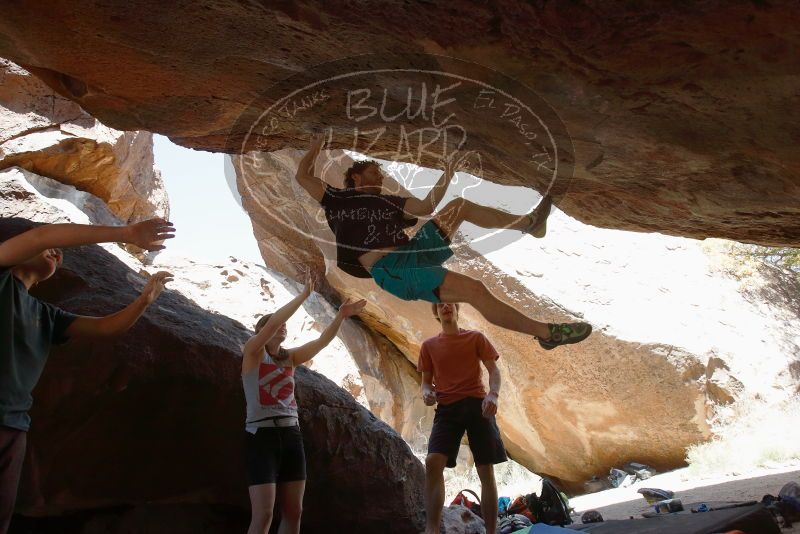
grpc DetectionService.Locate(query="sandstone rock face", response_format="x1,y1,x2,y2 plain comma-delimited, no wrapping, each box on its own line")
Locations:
0,170,425,534
1,2,798,245
0,59,167,227
1,167,120,226
234,148,800,487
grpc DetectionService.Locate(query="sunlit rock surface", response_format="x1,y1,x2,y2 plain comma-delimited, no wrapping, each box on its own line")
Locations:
234,148,800,486
0,59,167,227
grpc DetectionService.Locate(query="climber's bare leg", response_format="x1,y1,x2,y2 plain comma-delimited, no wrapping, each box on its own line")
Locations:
433,195,551,241
435,270,550,339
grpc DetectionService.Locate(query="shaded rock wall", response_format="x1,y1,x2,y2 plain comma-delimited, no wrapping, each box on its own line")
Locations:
0,2,798,244
0,171,425,533
1,64,427,530
0,55,432,448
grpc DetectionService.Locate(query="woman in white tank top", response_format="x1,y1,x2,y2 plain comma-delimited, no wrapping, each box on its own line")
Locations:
241,273,365,534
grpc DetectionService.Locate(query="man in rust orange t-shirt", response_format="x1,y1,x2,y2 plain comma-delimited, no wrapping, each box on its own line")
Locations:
418,302,507,534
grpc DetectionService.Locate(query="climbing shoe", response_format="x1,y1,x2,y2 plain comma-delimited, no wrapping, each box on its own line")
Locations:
538,322,592,350
523,194,553,238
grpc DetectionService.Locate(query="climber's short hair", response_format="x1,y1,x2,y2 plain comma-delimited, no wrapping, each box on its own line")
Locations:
344,160,380,188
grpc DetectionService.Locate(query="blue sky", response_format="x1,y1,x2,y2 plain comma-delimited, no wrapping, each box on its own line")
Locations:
153,135,263,264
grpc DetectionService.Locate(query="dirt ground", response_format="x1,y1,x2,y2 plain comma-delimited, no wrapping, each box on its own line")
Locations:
568,464,800,532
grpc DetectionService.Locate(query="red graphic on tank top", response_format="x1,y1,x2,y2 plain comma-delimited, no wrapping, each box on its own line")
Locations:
258,362,297,408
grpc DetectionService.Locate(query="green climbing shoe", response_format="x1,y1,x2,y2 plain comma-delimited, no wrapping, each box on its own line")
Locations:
538,322,592,350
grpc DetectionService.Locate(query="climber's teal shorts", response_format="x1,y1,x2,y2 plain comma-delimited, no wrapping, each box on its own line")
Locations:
370,220,453,303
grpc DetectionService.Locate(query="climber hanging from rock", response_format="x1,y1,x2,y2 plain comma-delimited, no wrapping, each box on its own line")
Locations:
294,132,591,350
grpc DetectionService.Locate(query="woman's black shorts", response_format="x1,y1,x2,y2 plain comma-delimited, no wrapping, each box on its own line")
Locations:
427,396,508,468
245,426,306,485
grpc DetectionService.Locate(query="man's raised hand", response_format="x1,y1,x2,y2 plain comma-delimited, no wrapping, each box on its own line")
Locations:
309,132,326,153
337,298,367,318
301,269,319,298
140,271,173,305
126,218,175,251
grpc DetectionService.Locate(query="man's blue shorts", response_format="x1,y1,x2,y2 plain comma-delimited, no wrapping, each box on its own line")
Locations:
370,220,453,303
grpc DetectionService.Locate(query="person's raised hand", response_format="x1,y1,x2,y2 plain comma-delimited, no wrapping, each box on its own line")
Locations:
126,218,175,251
440,151,458,174
301,269,319,298
309,132,326,152
337,298,366,318
140,271,173,305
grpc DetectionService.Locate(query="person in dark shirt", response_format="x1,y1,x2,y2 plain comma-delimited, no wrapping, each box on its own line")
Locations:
0,218,175,534
295,133,591,351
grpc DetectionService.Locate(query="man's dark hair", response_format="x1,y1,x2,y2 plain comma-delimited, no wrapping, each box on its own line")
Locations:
344,160,380,188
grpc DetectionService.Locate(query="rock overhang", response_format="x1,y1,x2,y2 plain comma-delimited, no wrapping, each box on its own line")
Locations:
0,1,796,244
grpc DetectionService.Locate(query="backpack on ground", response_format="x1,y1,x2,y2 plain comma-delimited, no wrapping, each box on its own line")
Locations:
525,478,573,526
507,494,535,521
763,483,800,528
623,461,656,480
451,489,482,518
498,496,511,516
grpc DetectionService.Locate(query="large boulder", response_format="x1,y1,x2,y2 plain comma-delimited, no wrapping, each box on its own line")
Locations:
0,2,798,245
232,148,800,487
0,169,425,533
441,505,485,534
150,252,430,447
